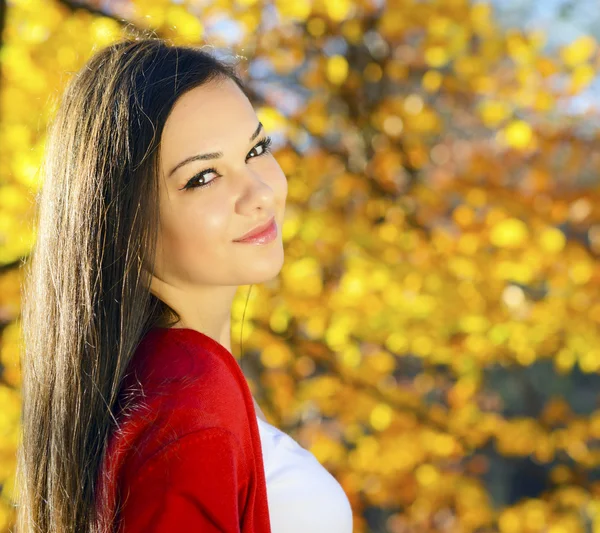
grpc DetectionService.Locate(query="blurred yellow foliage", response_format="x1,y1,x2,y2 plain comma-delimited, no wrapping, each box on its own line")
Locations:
2,1,600,532
560,35,597,67
502,119,534,149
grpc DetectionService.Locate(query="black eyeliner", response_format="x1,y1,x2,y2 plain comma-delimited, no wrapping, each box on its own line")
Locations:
180,136,273,192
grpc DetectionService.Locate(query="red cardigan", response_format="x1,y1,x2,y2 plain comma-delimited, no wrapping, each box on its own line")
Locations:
94,326,272,532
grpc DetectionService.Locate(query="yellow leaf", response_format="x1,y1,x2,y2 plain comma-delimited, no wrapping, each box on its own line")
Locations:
569,63,595,93
282,257,323,297
422,70,442,92
256,106,286,132
368,351,396,373
326,55,349,85
538,227,566,253
569,260,593,285
325,0,352,22
470,3,493,36
458,315,490,334
165,6,204,40
238,10,261,33
479,100,512,127
560,35,597,67
507,33,535,65
534,91,554,112
307,17,326,37
141,5,166,27
454,55,483,78
503,120,533,149
424,46,449,68
489,218,529,248
276,0,312,21
427,16,453,38
415,464,439,486
90,17,122,47
260,344,293,369
579,350,600,373
341,19,362,44
555,348,576,374
453,205,475,228
498,508,521,533
370,403,393,431
336,346,361,368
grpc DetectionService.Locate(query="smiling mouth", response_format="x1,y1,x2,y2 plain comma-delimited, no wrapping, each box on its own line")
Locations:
233,217,277,244
233,216,276,242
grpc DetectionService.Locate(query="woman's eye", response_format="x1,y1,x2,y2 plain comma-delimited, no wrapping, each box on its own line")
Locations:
180,135,273,192
180,167,219,191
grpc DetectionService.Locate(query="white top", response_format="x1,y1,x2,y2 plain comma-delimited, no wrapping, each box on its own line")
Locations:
256,415,354,533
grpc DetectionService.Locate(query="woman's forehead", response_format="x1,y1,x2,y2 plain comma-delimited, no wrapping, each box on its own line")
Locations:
158,80,259,181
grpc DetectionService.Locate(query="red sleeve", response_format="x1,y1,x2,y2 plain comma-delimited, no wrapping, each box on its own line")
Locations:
116,427,248,532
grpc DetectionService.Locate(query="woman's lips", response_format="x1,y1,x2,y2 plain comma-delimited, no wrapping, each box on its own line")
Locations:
233,217,277,244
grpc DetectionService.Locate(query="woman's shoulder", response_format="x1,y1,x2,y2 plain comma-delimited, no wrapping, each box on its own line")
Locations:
97,397,251,532
109,327,252,481
124,326,237,391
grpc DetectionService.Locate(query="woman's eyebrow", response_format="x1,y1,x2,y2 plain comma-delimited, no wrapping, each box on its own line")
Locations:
168,122,264,178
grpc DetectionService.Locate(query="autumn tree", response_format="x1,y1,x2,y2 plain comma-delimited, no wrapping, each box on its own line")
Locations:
1,0,600,532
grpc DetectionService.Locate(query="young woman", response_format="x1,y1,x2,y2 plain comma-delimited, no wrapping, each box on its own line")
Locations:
16,36,353,532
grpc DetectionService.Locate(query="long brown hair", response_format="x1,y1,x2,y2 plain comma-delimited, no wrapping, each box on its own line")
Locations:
16,34,250,533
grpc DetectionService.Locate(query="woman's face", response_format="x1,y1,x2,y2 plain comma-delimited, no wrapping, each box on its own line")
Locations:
152,76,287,293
